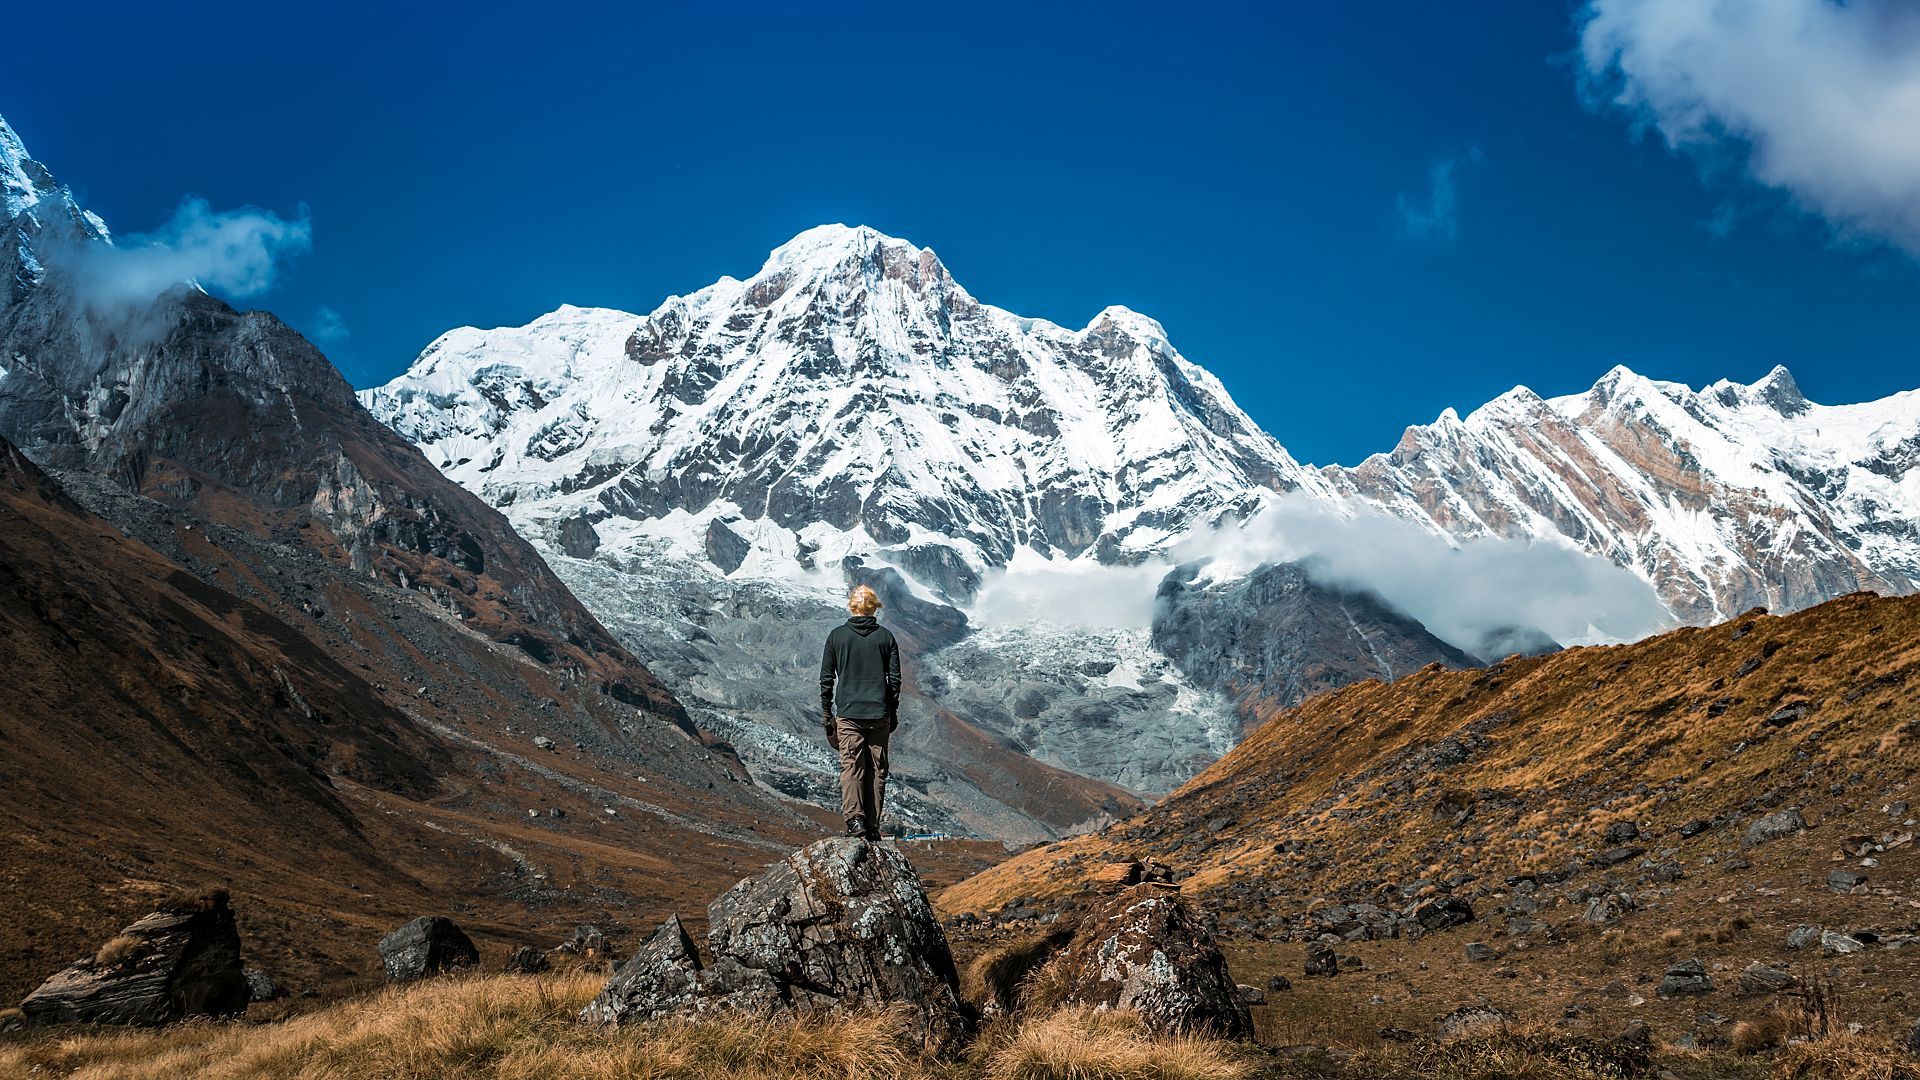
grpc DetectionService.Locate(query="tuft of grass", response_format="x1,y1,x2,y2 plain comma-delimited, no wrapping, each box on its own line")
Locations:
964,933,1072,1015
94,934,144,969
1661,928,1686,949
976,1007,1254,1080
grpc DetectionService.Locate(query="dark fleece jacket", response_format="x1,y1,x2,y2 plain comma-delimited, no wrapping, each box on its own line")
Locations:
820,615,902,723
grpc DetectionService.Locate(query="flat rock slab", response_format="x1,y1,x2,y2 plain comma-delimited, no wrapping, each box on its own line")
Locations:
21,892,247,1026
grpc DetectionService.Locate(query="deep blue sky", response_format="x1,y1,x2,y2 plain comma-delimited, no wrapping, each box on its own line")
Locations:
5,1,1918,465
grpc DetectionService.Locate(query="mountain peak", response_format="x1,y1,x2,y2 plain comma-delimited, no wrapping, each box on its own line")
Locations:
1751,364,1808,415
1,114,57,220
1085,304,1168,341
763,223,923,270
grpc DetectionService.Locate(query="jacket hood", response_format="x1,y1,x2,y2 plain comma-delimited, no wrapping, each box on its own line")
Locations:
846,615,880,635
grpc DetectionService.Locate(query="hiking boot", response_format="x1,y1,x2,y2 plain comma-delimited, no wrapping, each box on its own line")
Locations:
864,822,883,842
845,815,868,839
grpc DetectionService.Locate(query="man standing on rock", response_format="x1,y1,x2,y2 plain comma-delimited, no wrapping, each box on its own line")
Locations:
820,584,901,841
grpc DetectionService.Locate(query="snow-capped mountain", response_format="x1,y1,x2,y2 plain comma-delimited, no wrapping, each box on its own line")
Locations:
1325,366,1920,622
362,224,1321,601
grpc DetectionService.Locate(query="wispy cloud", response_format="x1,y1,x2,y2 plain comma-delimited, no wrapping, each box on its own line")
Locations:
1171,495,1673,653
1578,0,1920,256
1395,147,1484,244
311,306,350,346
62,197,312,307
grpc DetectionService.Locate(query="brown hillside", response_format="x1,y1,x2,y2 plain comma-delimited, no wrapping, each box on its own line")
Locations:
943,592,1920,1049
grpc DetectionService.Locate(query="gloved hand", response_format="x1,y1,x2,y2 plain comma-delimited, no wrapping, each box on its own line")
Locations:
822,713,839,750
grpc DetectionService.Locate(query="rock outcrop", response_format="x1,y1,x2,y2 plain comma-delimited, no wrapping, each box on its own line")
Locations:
582,838,967,1047
379,917,479,983
19,891,247,1026
1032,885,1251,1039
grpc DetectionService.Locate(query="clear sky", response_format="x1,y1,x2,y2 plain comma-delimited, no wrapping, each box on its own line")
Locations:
5,0,1918,466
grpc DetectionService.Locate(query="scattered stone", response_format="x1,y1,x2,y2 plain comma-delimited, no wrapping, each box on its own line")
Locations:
1237,983,1266,1005
1678,819,1712,839
1305,947,1340,978
1615,1019,1652,1046
20,890,248,1026
1605,822,1641,844
532,735,557,751
1582,893,1635,926
379,916,479,984
1764,703,1813,727
1437,1004,1513,1038
1657,959,1713,997
1786,925,1823,950
1267,973,1292,992
1828,868,1868,893
1464,942,1499,962
1904,1018,1920,1056
1744,809,1807,847
504,946,550,975
242,968,280,1003
1597,845,1646,867
1820,930,1865,955
1408,896,1474,932
1736,961,1794,995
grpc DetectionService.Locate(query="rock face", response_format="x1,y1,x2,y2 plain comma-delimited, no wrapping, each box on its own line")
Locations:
1035,886,1252,1039
379,917,479,983
1152,561,1480,728
19,891,248,1026
582,839,967,1047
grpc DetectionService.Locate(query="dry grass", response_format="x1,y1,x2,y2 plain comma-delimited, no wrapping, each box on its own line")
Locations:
1397,1021,1650,1080
0,974,1265,1080
1772,1033,1920,1080
0,973,942,1080
975,1008,1255,1080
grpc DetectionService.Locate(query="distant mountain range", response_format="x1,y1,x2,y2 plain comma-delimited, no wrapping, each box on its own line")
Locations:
366,224,1920,626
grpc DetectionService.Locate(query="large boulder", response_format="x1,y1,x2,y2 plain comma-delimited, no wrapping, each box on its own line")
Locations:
582,838,966,1047
1033,885,1252,1039
20,890,248,1026
379,916,479,983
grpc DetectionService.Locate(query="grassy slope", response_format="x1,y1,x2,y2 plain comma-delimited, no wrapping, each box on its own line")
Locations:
943,592,1920,1050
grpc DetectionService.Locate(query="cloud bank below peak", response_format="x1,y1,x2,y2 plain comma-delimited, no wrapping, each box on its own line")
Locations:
1577,0,1920,256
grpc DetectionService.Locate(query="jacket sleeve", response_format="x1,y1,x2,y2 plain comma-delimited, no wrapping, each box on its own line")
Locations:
884,636,902,722
819,635,837,720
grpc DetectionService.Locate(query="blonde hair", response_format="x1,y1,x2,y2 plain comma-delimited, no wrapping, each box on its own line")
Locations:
848,585,882,616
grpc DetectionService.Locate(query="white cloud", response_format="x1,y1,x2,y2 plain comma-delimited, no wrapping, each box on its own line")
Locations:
967,494,1674,651
311,306,350,346
65,196,312,306
1170,495,1674,652
1395,147,1483,244
970,550,1166,629
1578,0,1920,255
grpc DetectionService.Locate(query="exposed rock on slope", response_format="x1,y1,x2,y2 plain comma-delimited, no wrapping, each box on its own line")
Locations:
1152,561,1480,729
583,837,968,1047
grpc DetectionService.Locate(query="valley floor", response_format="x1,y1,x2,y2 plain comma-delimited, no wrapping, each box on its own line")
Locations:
2,967,1912,1079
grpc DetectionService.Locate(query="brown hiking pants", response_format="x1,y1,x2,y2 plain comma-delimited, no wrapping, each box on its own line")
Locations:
834,716,889,825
